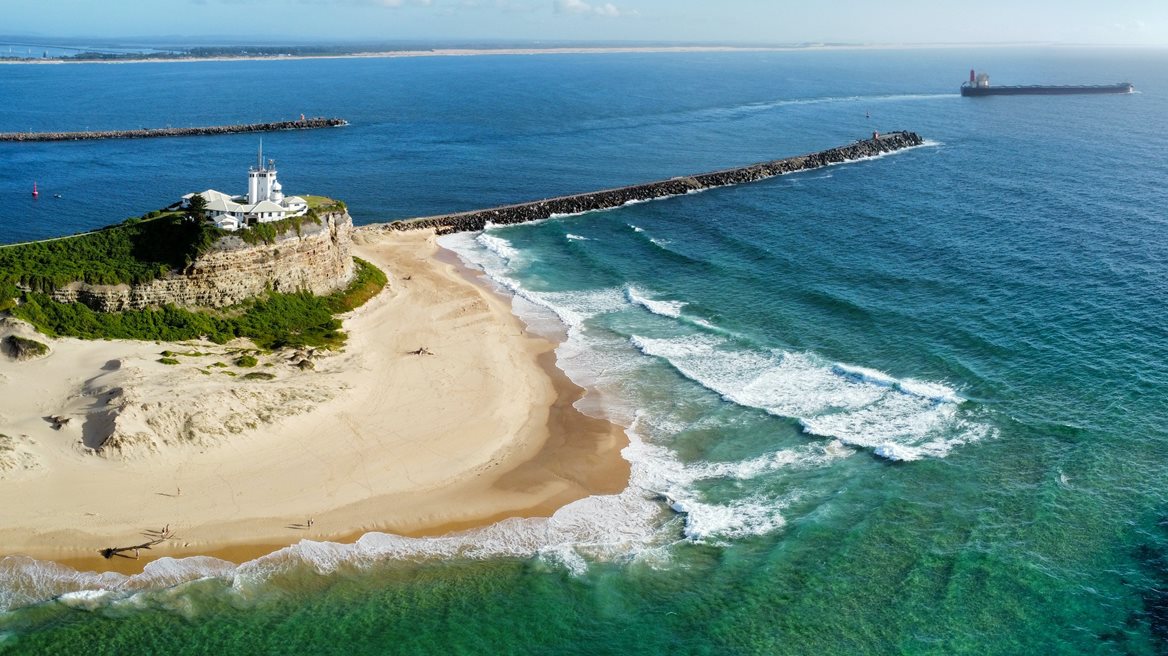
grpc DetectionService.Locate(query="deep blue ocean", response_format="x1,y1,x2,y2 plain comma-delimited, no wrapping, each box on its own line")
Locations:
2,47,1167,654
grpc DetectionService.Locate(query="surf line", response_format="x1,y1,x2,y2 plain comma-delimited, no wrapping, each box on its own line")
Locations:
0,117,348,142
377,131,924,235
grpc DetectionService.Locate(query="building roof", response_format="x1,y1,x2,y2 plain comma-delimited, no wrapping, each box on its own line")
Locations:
183,189,236,204
247,200,286,214
205,197,239,213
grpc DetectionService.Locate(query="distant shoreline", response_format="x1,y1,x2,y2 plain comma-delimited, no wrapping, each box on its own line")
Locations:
0,42,1109,66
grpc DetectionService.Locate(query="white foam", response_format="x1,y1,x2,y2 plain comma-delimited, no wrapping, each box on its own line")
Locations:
444,232,625,331
630,333,990,458
629,224,645,233
565,233,590,241
873,443,925,462
474,232,520,264
57,589,120,610
625,286,686,319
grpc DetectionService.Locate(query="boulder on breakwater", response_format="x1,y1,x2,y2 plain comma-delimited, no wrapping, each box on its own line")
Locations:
379,131,924,235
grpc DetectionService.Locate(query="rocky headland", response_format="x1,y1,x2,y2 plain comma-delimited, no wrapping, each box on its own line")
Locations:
49,211,355,311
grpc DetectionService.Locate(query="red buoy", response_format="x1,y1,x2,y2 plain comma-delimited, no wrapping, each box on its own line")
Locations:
32,181,38,198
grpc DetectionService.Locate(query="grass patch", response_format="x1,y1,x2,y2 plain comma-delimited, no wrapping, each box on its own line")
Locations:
303,195,346,212
10,258,388,351
158,357,180,365
326,257,388,313
241,372,275,381
234,355,258,368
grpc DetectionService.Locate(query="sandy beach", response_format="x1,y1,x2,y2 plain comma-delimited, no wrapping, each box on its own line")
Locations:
0,229,629,574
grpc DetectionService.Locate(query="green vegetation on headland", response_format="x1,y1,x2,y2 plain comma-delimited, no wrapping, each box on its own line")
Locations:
0,196,371,349
0,212,221,294
10,258,387,351
234,214,321,246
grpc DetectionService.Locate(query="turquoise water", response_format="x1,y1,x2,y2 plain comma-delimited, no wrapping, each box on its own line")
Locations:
2,48,1168,654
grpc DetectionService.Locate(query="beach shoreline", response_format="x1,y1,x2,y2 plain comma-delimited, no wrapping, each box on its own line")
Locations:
0,43,1046,67
0,229,629,575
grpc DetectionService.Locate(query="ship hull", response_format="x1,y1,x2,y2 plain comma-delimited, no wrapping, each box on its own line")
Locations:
961,83,1134,97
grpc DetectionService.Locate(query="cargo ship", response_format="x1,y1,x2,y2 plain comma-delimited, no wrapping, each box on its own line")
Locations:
961,70,1134,96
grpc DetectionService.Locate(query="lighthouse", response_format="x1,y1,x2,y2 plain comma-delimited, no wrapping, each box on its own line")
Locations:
180,142,309,232
247,140,280,205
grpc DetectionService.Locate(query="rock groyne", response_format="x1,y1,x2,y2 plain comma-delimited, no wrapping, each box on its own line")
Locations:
379,131,924,235
0,117,348,143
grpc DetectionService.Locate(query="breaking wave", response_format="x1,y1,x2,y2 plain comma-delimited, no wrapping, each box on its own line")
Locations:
629,333,992,461
625,286,686,319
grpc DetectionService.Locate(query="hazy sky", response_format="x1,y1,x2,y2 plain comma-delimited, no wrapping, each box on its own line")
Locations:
5,0,1168,45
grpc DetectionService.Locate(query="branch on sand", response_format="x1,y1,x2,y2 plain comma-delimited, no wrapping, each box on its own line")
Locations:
99,524,177,560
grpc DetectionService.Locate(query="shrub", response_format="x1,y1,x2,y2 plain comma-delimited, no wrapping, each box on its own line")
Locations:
241,372,275,381
158,357,180,365
234,214,322,246
235,355,258,368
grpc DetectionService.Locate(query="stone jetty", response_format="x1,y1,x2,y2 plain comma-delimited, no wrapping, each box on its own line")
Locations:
0,117,348,142
380,131,924,235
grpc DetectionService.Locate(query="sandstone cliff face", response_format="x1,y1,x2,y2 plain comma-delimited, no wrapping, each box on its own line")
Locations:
51,212,355,311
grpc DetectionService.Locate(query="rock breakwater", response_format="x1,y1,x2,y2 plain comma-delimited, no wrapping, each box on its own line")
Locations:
378,131,924,234
0,117,347,143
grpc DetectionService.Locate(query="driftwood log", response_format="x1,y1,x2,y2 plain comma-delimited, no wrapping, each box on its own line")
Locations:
99,525,176,559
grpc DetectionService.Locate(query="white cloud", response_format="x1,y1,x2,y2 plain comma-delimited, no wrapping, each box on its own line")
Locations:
594,3,619,17
553,0,622,17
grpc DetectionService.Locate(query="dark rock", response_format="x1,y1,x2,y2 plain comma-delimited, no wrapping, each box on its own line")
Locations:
3,335,49,361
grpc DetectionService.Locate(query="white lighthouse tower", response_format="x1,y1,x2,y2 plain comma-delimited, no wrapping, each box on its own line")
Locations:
247,140,280,205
